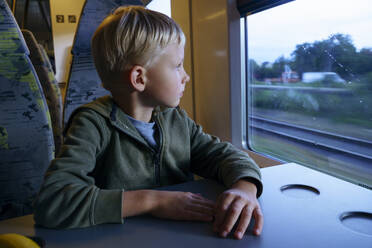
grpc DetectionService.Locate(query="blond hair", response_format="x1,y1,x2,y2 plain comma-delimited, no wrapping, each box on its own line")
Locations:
91,6,185,90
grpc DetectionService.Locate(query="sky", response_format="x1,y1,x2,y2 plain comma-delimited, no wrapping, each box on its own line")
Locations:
247,0,372,64
146,0,370,65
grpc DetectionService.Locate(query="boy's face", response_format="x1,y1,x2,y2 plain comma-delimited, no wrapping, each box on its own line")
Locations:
142,43,190,108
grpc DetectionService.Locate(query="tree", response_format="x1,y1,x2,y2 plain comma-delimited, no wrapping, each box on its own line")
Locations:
291,34,358,80
354,48,372,76
248,59,259,80
254,61,277,81
290,42,316,77
252,33,372,85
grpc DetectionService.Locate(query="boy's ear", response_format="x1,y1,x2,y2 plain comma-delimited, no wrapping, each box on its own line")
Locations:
129,65,147,92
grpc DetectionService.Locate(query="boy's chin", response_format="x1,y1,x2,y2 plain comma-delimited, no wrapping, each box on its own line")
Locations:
161,103,179,108
161,100,181,108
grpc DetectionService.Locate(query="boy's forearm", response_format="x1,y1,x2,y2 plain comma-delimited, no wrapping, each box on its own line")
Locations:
122,190,159,218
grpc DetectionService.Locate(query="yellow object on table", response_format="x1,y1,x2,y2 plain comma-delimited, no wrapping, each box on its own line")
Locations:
0,233,40,248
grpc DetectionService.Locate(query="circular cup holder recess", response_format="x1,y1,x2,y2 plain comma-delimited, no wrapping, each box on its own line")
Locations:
339,211,372,236
280,184,320,198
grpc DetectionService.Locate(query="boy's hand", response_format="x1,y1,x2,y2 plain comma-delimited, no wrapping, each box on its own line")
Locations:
213,180,263,239
150,191,215,222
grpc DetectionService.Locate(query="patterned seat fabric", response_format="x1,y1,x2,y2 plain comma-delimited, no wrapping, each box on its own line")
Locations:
0,0,54,220
38,44,63,118
22,29,63,154
63,0,143,127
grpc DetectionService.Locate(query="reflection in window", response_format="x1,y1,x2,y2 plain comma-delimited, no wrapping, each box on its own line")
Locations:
246,0,372,188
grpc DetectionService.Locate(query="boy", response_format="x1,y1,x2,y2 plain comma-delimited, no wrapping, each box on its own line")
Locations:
34,6,263,240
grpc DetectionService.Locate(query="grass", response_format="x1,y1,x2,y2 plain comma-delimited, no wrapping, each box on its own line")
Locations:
250,83,372,129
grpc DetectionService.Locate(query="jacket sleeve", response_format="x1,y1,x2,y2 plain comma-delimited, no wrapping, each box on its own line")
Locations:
33,109,123,229
185,111,263,197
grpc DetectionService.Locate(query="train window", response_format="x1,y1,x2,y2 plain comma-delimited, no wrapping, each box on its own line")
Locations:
146,0,171,17
244,0,372,188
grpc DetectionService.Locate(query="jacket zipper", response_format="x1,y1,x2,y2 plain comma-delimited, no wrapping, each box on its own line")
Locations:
112,112,163,186
154,113,163,186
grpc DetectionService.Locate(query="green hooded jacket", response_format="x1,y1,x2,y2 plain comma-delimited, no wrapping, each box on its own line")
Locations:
33,96,262,229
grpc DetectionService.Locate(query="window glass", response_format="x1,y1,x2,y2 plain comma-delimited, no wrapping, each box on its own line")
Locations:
146,0,171,17
246,0,372,188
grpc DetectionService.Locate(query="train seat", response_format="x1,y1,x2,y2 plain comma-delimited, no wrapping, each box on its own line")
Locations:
63,0,143,127
0,0,54,220
38,44,63,119
22,29,63,154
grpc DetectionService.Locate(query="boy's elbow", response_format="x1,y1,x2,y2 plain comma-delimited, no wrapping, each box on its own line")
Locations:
33,195,64,229
33,199,58,229
33,193,89,229
33,205,90,229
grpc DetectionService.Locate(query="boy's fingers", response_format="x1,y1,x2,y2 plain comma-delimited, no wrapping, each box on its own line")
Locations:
218,199,246,237
185,201,214,215
194,193,203,198
252,206,264,236
191,194,215,205
192,199,215,209
213,194,234,233
184,210,213,222
234,206,252,239
191,194,214,204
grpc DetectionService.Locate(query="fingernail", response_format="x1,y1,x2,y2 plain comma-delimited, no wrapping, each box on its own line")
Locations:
236,232,242,239
222,231,228,237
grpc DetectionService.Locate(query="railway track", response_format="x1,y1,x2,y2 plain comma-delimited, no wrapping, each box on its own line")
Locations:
249,116,372,161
